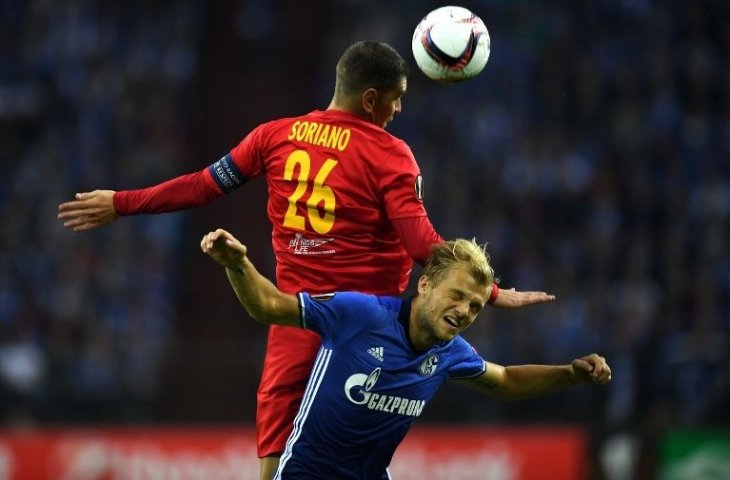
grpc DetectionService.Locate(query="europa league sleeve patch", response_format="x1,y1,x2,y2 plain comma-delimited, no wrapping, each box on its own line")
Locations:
414,175,423,200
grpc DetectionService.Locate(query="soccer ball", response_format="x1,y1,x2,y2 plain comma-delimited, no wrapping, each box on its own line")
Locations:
411,6,491,83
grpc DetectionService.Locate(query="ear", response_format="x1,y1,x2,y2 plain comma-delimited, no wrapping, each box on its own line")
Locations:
417,275,431,295
361,88,378,114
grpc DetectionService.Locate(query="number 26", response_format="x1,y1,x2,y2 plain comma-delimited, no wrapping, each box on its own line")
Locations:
283,150,338,234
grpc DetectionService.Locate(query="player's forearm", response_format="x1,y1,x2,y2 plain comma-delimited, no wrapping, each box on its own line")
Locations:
225,258,297,326
490,364,576,401
114,170,221,215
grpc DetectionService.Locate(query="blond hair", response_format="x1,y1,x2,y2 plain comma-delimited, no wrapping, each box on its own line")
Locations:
422,239,494,287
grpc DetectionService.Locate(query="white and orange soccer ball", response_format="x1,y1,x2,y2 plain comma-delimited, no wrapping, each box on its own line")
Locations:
411,6,491,83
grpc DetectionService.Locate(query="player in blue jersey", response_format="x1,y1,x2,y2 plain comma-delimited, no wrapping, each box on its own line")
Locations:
200,228,612,480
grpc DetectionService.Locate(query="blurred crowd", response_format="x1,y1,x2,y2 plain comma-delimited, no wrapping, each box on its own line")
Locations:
0,0,202,422
1,0,728,475
371,0,730,428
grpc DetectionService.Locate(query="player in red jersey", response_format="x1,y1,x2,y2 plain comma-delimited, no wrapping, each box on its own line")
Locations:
59,41,555,479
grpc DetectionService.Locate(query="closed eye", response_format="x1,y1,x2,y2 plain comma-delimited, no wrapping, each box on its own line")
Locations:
449,290,464,301
449,290,483,314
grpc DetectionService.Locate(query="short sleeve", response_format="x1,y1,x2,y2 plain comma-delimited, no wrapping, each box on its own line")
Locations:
298,292,381,347
447,337,487,379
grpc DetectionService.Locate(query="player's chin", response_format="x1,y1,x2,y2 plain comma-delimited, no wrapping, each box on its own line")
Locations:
438,332,458,344
438,322,460,340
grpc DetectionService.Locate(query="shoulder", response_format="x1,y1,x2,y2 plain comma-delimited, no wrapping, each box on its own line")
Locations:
299,292,403,338
305,291,397,309
299,292,397,309
362,133,418,177
241,112,323,152
363,128,413,156
301,292,401,319
440,336,486,378
446,336,484,362
450,335,478,352
378,134,417,169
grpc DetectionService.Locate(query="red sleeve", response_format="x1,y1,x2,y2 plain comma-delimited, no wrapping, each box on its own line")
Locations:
391,216,443,266
488,283,499,304
391,216,500,304
378,140,429,220
113,168,223,215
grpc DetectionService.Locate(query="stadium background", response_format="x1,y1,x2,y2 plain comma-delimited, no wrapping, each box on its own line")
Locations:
1,0,728,478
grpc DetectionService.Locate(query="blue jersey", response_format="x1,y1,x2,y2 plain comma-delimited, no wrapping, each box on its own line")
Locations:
274,292,486,480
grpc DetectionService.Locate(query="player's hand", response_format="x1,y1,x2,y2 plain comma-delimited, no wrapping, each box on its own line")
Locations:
200,228,248,271
58,190,119,232
570,354,612,385
490,287,555,308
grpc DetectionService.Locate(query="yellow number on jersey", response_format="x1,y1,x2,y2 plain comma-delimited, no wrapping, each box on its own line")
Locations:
283,150,338,234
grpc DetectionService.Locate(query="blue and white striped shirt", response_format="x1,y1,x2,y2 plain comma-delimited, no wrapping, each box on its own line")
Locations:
274,292,486,479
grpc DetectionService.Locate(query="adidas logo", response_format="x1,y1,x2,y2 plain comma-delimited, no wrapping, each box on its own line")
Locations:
367,346,384,362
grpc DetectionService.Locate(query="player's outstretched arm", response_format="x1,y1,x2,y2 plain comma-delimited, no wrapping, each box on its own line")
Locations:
200,228,300,327
490,287,555,309
59,167,226,232
457,353,611,401
58,190,119,232
390,219,555,309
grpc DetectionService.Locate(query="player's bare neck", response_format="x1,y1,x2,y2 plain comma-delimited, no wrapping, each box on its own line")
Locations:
327,97,369,122
408,299,433,352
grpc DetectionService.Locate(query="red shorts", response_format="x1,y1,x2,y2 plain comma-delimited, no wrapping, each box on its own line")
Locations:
256,324,321,458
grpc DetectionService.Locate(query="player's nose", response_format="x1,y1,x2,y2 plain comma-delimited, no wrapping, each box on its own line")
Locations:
453,302,469,318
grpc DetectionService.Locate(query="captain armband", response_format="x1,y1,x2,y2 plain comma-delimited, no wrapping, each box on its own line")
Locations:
208,154,247,193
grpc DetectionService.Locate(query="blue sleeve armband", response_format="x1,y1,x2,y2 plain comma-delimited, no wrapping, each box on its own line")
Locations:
207,154,247,193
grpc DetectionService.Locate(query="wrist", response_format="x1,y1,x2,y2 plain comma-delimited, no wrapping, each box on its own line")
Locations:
487,282,499,304
566,364,581,385
227,264,244,275
111,191,125,216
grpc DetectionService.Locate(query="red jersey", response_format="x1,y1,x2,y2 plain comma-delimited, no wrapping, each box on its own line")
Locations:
208,109,427,295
